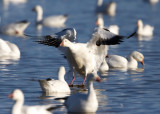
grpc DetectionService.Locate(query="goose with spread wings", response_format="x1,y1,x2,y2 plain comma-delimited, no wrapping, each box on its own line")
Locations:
36,27,135,85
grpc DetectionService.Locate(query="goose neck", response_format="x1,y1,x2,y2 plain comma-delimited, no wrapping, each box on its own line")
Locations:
12,99,24,114
36,8,43,22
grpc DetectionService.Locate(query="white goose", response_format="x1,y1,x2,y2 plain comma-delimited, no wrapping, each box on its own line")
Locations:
96,14,119,35
137,19,154,37
36,28,135,85
0,38,20,59
0,20,30,36
8,89,54,114
39,66,71,93
65,75,101,113
99,58,109,75
107,51,144,69
32,5,68,28
96,0,116,16
149,0,159,5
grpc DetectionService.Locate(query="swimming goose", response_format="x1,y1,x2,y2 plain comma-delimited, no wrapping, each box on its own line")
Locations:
65,75,101,113
96,0,116,16
136,19,154,37
39,66,71,93
0,38,20,59
107,51,144,69
9,89,54,114
96,14,119,34
32,5,68,28
36,28,135,85
0,20,30,36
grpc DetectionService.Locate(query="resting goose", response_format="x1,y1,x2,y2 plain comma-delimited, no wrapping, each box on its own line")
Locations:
107,51,144,69
36,27,135,85
96,0,116,16
32,5,68,28
0,20,30,36
65,75,101,113
136,19,154,37
96,14,119,35
39,66,71,93
0,38,20,59
9,89,54,114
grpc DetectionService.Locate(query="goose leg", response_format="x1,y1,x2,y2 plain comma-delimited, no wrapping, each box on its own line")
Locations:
82,76,87,85
69,76,75,87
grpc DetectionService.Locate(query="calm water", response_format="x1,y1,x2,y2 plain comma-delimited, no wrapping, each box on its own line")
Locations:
0,0,160,113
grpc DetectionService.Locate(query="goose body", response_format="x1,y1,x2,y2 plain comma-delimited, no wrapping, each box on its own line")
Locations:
137,19,154,37
32,5,68,28
65,75,101,112
96,0,116,16
107,51,144,69
0,20,29,36
9,89,54,114
39,66,71,93
0,38,20,59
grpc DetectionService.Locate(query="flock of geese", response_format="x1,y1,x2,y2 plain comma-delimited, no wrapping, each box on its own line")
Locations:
0,0,158,113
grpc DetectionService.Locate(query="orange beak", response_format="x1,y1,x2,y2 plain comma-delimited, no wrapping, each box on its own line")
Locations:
60,41,64,46
8,93,13,98
141,60,144,68
96,76,101,82
96,20,99,26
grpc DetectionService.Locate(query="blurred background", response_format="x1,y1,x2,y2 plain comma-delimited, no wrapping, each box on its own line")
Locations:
0,0,160,113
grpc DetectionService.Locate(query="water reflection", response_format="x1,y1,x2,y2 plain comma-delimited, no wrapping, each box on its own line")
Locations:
2,0,27,10
137,35,153,41
0,57,19,71
40,92,70,100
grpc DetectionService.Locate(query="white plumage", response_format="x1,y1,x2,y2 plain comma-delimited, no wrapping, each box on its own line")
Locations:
32,5,68,28
137,19,154,37
65,75,101,112
0,20,30,36
9,89,54,114
39,66,71,93
0,38,20,59
107,51,144,69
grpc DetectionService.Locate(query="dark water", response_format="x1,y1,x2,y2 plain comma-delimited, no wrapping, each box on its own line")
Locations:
0,0,160,113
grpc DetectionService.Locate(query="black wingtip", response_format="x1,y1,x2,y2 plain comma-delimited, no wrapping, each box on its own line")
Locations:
36,36,62,48
96,35,124,46
127,31,137,39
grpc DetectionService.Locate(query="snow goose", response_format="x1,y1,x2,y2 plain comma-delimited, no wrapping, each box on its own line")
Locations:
8,89,54,114
144,0,159,5
149,0,159,5
36,27,135,85
65,75,101,113
39,66,71,93
0,38,20,59
96,0,116,16
99,58,109,75
107,51,144,69
136,19,154,37
32,5,68,28
96,14,119,35
0,20,30,36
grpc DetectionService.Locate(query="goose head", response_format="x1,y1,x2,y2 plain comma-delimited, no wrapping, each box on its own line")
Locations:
60,39,72,47
131,51,144,67
8,89,24,101
96,14,104,28
60,28,77,41
32,5,43,13
137,19,143,28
